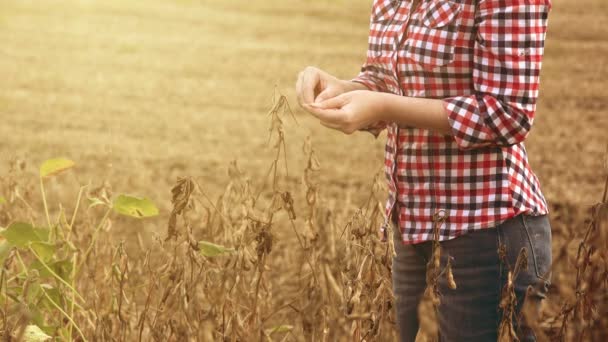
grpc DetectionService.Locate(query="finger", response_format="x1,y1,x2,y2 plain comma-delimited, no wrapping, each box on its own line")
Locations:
315,87,341,103
306,105,344,124
296,72,304,107
302,69,319,104
311,94,347,110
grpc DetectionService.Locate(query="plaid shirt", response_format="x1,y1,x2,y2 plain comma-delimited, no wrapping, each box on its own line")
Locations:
352,0,552,244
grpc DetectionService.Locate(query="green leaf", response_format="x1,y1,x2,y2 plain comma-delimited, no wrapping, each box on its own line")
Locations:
25,278,42,303
30,242,56,262
198,241,235,257
0,196,6,205
30,260,52,278
113,195,159,218
39,158,75,179
52,259,73,282
22,324,51,342
31,259,73,282
39,284,64,309
0,223,49,249
265,325,294,335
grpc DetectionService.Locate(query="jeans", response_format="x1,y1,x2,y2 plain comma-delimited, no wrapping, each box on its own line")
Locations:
391,213,552,342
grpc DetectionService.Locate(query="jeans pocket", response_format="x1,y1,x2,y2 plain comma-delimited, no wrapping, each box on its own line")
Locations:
521,214,553,283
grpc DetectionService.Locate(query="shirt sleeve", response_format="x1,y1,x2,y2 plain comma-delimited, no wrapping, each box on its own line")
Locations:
349,7,394,139
443,0,552,150
352,65,389,93
351,66,390,138
351,73,391,138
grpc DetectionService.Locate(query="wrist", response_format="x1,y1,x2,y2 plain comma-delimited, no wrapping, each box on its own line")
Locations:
375,92,393,121
342,80,370,92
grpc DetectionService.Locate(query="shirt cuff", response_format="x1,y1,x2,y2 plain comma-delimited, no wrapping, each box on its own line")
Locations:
443,95,494,150
350,73,386,93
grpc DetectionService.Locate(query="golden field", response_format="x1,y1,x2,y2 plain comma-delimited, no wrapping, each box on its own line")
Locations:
0,0,606,210
0,0,606,340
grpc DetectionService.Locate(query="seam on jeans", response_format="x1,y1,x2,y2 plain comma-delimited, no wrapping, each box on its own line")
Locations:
520,215,547,281
496,223,504,332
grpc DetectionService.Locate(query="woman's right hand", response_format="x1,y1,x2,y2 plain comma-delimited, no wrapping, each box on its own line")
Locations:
296,66,366,109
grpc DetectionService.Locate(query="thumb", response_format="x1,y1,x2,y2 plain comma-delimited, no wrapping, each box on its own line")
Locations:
311,94,346,110
314,87,342,103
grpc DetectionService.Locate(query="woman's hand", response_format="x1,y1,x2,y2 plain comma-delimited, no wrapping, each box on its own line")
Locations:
295,66,366,107
307,90,386,135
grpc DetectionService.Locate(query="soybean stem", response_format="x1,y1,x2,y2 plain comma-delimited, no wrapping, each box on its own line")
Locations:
41,287,88,342
28,246,86,304
40,177,52,230
77,207,112,270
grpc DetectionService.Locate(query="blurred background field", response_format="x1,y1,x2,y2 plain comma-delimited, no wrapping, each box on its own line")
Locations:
1,0,606,211
0,0,607,340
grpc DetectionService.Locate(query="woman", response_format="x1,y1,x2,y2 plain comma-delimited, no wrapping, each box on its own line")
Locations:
296,0,553,340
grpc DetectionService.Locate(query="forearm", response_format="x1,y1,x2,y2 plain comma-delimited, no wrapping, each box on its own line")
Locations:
344,80,370,92
378,93,452,136
307,90,452,138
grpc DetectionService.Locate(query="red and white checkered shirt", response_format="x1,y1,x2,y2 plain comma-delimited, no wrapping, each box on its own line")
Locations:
352,0,552,244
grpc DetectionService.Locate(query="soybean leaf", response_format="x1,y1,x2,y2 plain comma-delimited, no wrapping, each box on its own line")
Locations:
52,259,74,282
22,324,52,342
31,259,73,282
0,223,49,249
113,195,159,218
265,325,294,335
199,241,235,257
39,158,75,179
30,260,52,278
39,284,64,309
25,278,42,303
30,241,56,262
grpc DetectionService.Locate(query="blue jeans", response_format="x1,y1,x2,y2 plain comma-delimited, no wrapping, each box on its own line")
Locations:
391,213,552,341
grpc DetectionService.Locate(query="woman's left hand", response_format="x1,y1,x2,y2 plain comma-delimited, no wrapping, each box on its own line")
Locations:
304,90,386,135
